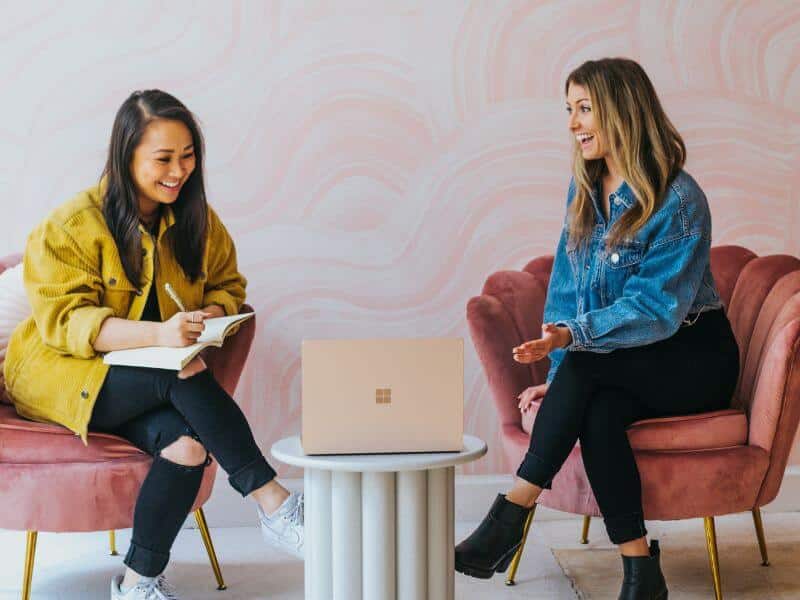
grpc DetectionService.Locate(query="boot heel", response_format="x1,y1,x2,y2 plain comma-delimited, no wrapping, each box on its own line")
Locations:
454,494,531,581
493,543,521,573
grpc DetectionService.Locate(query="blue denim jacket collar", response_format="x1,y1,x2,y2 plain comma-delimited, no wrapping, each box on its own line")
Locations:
589,179,635,225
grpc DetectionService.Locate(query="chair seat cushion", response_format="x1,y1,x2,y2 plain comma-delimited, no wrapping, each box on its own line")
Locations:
519,389,748,451
0,403,216,532
0,404,146,462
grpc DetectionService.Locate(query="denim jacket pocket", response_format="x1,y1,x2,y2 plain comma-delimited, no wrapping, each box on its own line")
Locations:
602,242,644,304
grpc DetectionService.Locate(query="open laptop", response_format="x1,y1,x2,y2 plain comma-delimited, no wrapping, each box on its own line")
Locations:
301,338,464,455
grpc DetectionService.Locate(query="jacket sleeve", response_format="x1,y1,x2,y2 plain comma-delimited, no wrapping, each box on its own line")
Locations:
24,219,114,358
202,207,247,316
557,206,711,352
543,184,579,384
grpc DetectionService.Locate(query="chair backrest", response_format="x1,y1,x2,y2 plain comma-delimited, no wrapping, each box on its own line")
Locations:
722,250,800,505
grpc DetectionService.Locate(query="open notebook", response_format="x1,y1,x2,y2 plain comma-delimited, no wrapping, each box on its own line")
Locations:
103,312,255,370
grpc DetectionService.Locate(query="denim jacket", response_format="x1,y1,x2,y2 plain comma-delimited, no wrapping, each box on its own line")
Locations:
545,170,723,384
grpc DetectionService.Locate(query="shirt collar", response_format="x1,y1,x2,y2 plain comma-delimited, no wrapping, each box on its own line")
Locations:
590,179,635,209
137,205,176,240
612,180,634,209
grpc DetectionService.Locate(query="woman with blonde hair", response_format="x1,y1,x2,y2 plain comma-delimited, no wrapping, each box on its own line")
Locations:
455,58,739,599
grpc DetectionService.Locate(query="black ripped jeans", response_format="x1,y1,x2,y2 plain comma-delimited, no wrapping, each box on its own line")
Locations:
90,366,276,577
516,308,740,544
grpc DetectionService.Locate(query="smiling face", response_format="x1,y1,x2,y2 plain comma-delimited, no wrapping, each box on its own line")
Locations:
130,118,196,218
566,83,607,162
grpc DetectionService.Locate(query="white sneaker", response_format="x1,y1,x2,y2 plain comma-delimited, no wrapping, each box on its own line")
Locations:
111,574,179,599
258,491,305,559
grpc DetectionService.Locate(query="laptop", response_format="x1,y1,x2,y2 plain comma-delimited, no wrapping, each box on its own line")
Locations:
301,338,464,455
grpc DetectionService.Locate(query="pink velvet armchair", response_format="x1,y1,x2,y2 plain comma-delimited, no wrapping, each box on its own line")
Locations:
0,253,257,599
467,245,800,600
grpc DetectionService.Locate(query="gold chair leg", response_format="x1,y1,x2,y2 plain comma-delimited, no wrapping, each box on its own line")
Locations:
505,504,536,586
703,516,723,600
580,515,591,544
22,531,37,600
109,530,119,556
751,507,770,566
194,507,227,590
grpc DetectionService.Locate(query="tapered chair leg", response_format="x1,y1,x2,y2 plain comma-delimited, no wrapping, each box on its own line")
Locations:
504,504,536,586
194,507,227,590
703,516,723,600
751,507,770,566
22,531,37,600
109,530,119,556
580,515,591,544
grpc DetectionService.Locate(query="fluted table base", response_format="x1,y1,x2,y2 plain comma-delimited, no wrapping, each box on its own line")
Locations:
304,466,455,600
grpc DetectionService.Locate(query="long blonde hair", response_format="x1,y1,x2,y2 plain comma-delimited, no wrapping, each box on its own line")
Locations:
565,58,686,250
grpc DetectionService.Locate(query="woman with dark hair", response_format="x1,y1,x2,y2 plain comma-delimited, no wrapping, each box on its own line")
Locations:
3,90,302,599
454,58,739,599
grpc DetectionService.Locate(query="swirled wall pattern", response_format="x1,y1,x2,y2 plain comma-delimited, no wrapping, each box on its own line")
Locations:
1,2,799,474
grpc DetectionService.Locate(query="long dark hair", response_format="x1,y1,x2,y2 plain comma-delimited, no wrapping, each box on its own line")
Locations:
102,89,208,287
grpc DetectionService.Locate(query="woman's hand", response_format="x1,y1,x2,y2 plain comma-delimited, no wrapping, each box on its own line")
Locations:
157,311,213,347
200,304,226,318
518,383,549,413
177,355,208,380
512,323,572,364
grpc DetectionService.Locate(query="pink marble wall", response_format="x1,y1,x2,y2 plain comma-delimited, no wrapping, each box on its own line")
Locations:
1,2,799,473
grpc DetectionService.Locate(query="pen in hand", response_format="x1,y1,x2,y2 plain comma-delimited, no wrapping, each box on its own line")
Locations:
164,282,188,312
164,282,211,326
160,283,211,347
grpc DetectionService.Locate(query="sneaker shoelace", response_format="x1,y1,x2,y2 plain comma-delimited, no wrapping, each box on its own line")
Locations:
134,575,178,600
285,493,304,527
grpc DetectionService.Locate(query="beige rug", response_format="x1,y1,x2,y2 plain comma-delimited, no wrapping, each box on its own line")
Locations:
553,541,800,599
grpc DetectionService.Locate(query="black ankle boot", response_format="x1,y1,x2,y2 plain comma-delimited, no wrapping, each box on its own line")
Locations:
454,494,531,579
618,540,668,600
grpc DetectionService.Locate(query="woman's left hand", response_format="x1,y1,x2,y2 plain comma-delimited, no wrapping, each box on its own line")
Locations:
512,323,572,363
178,356,208,380
200,304,226,318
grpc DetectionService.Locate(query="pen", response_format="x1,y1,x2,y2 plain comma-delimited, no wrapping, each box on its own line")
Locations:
164,283,187,312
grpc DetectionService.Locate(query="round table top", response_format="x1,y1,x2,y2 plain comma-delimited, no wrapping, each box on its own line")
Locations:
270,435,487,472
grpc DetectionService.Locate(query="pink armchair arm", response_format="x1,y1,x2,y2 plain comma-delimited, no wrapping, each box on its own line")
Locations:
202,304,256,398
466,256,553,434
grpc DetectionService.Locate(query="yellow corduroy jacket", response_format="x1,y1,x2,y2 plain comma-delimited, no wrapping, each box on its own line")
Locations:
2,182,247,443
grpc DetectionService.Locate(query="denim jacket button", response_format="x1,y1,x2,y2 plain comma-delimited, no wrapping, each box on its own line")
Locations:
611,253,620,264
614,197,622,206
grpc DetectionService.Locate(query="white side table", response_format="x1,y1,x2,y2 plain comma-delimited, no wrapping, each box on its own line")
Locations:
271,435,486,600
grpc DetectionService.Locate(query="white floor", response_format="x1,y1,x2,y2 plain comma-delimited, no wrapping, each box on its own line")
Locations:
0,512,797,599
0,521,573,600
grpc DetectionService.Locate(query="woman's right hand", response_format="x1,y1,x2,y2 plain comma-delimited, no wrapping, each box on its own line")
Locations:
517,383,549,413
157,311,212,347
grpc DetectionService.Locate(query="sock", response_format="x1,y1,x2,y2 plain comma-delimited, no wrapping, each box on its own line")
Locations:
265,492,295,518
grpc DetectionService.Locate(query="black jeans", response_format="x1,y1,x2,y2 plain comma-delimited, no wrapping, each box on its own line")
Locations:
516,308,739,544
90,366,276,577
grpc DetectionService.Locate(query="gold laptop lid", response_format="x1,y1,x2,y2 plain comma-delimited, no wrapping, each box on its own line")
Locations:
301,338,464,455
